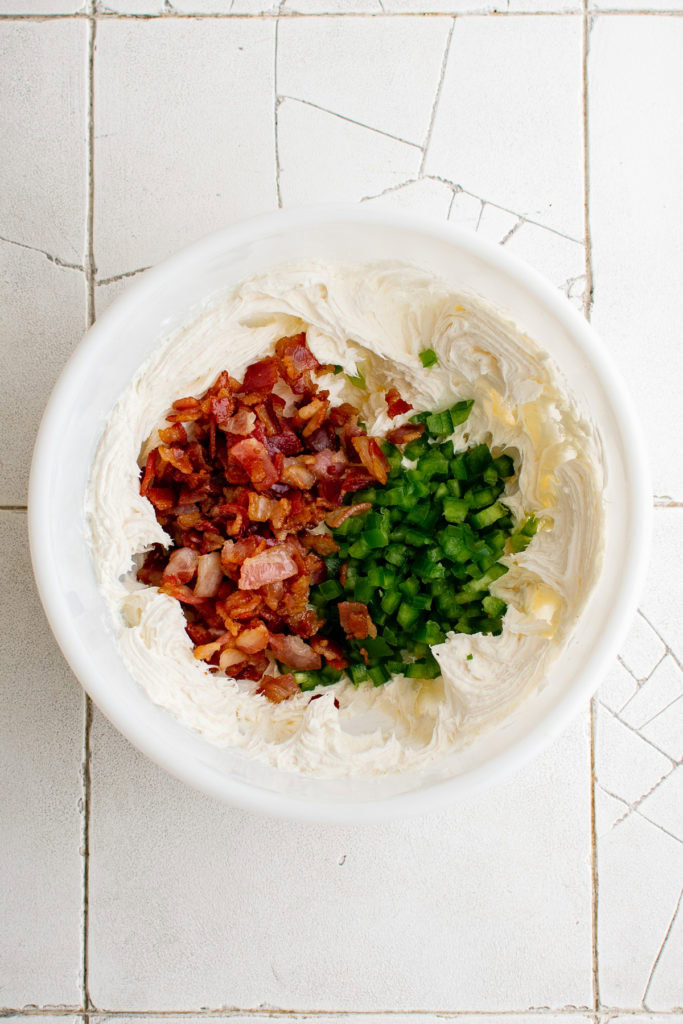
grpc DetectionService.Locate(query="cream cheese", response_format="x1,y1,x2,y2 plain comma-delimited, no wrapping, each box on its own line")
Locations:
86,261,605,778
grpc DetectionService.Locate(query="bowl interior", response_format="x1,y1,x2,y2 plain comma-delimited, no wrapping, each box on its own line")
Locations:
29,208,648,821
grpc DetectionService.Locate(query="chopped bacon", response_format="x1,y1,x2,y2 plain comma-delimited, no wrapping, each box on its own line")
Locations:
340,466,376,493
386,422,425,445
385,387,413,418
140,450,158,497
159,581,207,606
158,423,187,445
163,546,198,585
281,457,316,490
219,647,247,673
301,531,339,555
242,356,279,393
310,448,347,481
325,502,372,529
265,430,302,456
223,408,256,435
261,580,285,611
275,333,320,386
247,492,276,523
146,486,175,511
328,402,359,427
257,673,300,703
194,551,223,598
338,601,377,640
239,543,299,590
351,435,390,485
310,635,349,670
193,632,232,662
230,437,278,491
221,536,265,568
268,632,322,670
235,622,269,654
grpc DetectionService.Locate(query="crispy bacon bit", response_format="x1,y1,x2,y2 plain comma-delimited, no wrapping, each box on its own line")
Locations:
235,622,269,655
158,423,187,445
268,632,322,670
239,544,299,590
158,444,194,475
301,531,339,555
219,647,247,673
325,502,372,530
351,435,390,485
163,546,198,585
310,634,349,670
340,466,376,494
147,486,175,511
247,492,276,523
230,437,278,491
338,601,377,640
386,422,426,445
275,333,320,384
281,458,316,490
221,590,262,621
224,408,256,435
221,536,264,569
242,356,279,393
140,450,158,497
257,672,300,703
159,581,207,606
194,551,223,598
385,387,413,418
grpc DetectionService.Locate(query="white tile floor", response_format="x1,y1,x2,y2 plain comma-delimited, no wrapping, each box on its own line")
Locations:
0,1,681,1015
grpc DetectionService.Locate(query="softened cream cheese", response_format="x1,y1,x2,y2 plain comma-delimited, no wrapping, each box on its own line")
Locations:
86,261,605,778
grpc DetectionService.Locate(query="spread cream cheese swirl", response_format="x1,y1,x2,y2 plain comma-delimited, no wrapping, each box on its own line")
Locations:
86,261,605,778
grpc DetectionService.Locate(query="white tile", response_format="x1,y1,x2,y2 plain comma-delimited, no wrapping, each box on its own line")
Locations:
95,269,151,319
595,783,628,838
594,702,671,807
285,0,380,10
619,611,667,682
0,20,87,263
640,767,683,843
88,711,592,1009
597,812,683,1007
426,16,584,240
590,17,683,498
591,0,683,12
361,177,454,219
0,513,84,1005
476,203,520,244
620,655,683,731
448,190,483,232
94,20,277,280
597,659,638,714
382,0,498,11
503,220,586,304
279,98,421,207
641,510,683,665
278,17,452,148
0,243,87,506
643,904,683,1010
641,694,683,763
510,0,580,9
0,0,85,8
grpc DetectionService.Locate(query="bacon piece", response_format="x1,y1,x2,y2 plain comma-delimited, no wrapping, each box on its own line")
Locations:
224,408,256,435
268,633,322,670
386,422,425,445
351,435,390,485
297,398,329,437
310,635,349,670
340,466,375,494
310,448,347,481
220,590,262,622
279,573,310,621
242,356,279,393
159,581,207,606
385,387,413,418
338,601,377,640
209,395,233,426
158,444,194,475
146,486,175,511
230,437,278,491
158,423,187,445
221,536,265,569
275,333,320,386
325,502,371,529
219,647,247,673
163,546,198,585
235,622,269,655
194,551,223,598
247,492,276,523
265,430,302,457
140,450,158,497
301,531,339,555
328,402,359,427
239,543,299,590
257,673,300,703
262,580,284,611
270,497,291,531
193,632,232,662
281,457,316,490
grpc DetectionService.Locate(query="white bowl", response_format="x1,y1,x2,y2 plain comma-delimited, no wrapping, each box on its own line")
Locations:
29,205,650,822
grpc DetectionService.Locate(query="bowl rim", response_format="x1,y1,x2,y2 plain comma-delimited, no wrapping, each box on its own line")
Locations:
28,203,652,823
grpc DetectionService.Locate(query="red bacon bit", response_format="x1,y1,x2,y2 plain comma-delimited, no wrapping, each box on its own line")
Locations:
386,422,425,445
257,673,300,703
268,632,322,670
275,333,320,385
340,466,376,494
230,438,278,491
140,450,158,497
158,423,187,445
301,531,339,556
325,502,372,529
235,622,269,655
385,387,413,418
351,435,390,485
338,601,377,640
242,356,279,393
238,543,299,590
163,546,198,585
281,458,316,490
194,551,223,598
147,486,175,511
310,635,349,670
224,408,256,435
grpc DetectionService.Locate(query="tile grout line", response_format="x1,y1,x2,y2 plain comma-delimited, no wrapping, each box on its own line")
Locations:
4,10,683,19
581,4,600,1012
4,1008,683,1018
273,5,282,209
418,14,455,176
80,5,96,1011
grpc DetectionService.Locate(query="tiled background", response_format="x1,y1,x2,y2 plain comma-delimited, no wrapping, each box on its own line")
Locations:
1,0,681,1016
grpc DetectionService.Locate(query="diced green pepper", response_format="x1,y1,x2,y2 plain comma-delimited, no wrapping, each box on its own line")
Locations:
419,348,438,368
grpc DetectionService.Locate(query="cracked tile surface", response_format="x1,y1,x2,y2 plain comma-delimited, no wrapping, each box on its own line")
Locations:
1,3,682,1015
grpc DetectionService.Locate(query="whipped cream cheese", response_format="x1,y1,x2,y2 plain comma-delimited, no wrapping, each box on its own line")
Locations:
86,261,605,777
